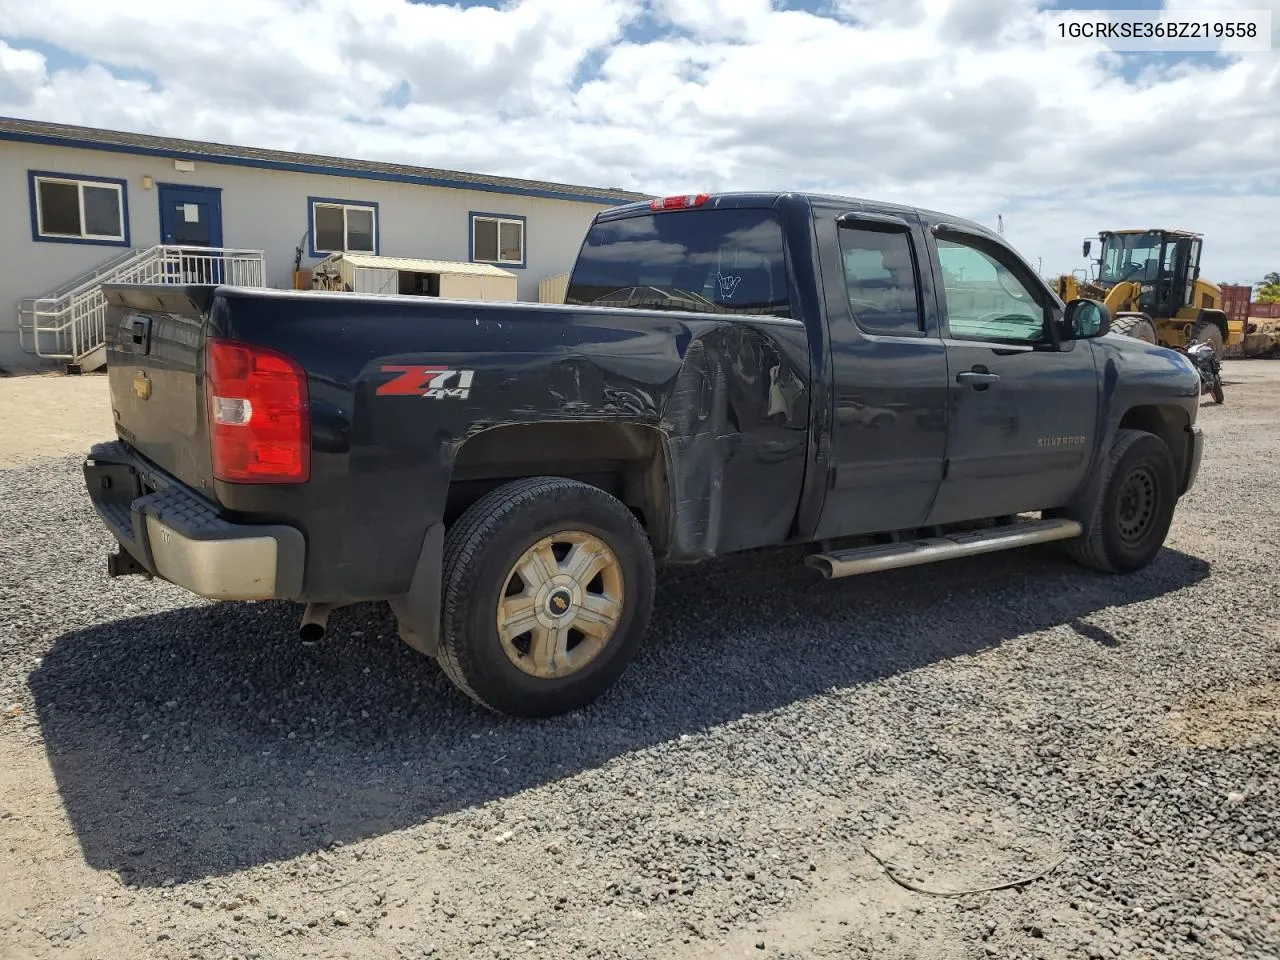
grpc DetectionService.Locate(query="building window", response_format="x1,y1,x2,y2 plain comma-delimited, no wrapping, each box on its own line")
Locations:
471,213,525,267
308,198,378,256
29,171,128,245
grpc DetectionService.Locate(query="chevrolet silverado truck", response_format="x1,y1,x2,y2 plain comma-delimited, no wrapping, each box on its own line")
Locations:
85,191,1205,717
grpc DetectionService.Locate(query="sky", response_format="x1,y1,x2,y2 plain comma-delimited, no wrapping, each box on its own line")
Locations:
0,0,1277,284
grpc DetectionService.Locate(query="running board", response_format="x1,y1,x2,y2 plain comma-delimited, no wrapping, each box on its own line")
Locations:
805,517,1083,580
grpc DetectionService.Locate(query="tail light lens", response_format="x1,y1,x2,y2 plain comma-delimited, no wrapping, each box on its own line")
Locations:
206,339,310,483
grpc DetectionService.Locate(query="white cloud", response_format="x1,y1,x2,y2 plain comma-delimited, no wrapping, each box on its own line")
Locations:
0,39,45,105
1,0,1278,282
650,0,776,40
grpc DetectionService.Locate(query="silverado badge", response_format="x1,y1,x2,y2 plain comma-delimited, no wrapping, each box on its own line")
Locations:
132,370,152,401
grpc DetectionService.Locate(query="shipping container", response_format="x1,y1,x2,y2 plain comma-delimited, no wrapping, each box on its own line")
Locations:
1221,283,1253,322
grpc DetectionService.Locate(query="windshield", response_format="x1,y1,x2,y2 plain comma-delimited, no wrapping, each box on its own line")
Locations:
1098,231,1163,284
565,208,791,317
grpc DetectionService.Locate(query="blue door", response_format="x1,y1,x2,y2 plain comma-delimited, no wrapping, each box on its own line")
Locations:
157,183,224,282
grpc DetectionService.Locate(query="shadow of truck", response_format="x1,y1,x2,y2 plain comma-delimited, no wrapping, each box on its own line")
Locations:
29,542,1210,886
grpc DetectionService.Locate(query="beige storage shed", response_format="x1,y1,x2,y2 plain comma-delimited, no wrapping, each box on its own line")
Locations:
312,253,518,301
539,271,570,304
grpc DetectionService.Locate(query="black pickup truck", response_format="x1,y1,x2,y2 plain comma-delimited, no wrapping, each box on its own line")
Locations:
86,191,1204,716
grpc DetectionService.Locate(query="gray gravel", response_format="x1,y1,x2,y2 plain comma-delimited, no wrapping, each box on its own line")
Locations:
2,362,1278,960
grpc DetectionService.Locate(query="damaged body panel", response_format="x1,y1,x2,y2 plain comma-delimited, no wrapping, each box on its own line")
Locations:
96,281,812,602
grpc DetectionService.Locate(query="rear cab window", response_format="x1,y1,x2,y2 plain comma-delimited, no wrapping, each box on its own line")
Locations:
566,208,792,318
838,223,925,336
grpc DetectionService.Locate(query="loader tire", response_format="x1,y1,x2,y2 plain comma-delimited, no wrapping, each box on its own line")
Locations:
1189,316,1226,361
1111,313,1158,346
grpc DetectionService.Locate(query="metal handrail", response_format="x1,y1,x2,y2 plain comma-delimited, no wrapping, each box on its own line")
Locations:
18,246,267,363
35,246,155,303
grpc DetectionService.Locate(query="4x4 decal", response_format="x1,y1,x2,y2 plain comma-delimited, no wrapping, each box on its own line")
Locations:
377,365,475,399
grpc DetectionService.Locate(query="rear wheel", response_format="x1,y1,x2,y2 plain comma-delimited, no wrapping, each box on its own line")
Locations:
1189,317,1226,361
1111,313,1158,346
437,477,655,717
1211,382,1225,404
1065,429,1177,574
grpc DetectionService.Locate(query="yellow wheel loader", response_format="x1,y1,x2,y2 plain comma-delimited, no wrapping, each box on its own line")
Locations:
1055,229,1242,360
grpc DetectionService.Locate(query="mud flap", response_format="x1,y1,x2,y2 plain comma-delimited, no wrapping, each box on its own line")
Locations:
389,522,445,658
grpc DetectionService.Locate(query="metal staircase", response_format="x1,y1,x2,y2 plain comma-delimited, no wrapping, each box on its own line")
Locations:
17,245,267,373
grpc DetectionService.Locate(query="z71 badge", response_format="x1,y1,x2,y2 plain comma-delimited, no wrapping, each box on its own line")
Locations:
377,365,475,400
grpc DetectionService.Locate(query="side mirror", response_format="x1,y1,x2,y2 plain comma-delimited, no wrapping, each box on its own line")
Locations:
1082,239,1092,258
1064,298,1111,339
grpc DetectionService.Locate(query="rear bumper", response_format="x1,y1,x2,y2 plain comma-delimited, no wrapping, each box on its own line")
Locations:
83,441,305,600
1182,423,1204,495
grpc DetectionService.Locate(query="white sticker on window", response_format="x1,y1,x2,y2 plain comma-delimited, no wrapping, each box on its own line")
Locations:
182,204,199,223
717,274,742,299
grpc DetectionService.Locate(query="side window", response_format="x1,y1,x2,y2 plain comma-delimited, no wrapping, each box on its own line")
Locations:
936,237,1046,342
838,224,923,336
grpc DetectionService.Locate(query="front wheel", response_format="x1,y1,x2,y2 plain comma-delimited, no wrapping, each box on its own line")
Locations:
1065,429,1178,573
1211,381,1225,404
437,477,655,717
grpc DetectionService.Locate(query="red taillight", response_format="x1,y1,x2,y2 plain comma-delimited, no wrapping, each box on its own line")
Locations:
649,193,710,211
206,338,310,483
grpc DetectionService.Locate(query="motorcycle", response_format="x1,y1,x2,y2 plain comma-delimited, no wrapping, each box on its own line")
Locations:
1178,338,1225,404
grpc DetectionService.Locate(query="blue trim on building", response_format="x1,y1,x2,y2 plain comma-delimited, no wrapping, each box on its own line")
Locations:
469,211,528,270
1,128,639,207
27,169,131,247
307,196,381,259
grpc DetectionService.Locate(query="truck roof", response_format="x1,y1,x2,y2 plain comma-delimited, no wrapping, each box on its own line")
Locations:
597,191,1002,242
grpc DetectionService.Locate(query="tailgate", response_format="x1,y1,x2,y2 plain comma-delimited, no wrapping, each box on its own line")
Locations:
103,284,217,494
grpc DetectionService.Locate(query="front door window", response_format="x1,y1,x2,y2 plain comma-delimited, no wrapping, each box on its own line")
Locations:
936,237,1046,343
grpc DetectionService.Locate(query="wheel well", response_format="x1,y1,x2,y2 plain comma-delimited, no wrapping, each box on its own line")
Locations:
1117,405,1188,481
446,422,672,553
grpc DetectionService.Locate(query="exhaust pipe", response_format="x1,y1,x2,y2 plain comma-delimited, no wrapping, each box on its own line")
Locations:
298,603,333,644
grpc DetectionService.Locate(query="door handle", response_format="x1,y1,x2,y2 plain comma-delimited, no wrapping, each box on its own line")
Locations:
127,316,152,354
956,370,1000,387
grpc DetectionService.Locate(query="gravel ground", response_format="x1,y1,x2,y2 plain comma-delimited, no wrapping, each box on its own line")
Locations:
1,364,1278,960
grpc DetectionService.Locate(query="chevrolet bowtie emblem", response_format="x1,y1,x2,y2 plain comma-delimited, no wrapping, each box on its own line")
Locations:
133,370,152,401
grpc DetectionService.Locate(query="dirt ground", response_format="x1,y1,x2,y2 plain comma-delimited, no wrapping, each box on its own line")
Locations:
0,373,114,468
1,363,1277,960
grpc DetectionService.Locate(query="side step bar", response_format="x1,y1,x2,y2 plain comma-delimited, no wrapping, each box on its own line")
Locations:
805,517,1083,580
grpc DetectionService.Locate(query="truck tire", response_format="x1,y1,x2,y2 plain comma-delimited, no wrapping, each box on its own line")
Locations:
1189,315,1225,361
1111,313,1158,346
437,477,655,717
1065,429,1177,574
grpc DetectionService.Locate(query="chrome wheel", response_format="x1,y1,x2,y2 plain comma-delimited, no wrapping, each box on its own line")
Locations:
496,530,625,679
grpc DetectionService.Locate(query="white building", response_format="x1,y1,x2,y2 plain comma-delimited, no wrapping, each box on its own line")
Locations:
0,117,647,372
